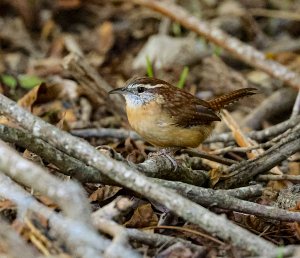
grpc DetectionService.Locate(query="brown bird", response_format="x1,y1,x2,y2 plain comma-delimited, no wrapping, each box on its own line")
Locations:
109,77,256,153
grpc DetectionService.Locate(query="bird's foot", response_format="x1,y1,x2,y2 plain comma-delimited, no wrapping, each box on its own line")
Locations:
149,148,179,171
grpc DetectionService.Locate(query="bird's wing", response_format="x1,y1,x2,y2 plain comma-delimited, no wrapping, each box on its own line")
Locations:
162,88,220,128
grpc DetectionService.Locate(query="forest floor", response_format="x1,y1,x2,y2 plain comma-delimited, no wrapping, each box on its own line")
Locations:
0,0,300,257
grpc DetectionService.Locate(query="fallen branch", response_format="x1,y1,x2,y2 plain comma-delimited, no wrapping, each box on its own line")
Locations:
0,94,277,255
206,115,300,143
243,88,297,130
216,124,300,189
0,140,91,225
62,53,125,115
0,125,113,184
92,197,136,257
153,179,300,222
136,155,208,185
0,173,107,258
71,127,140,141
258,174,300,182
92,197,206,256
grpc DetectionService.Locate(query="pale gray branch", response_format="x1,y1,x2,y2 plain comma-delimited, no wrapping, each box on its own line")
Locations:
0,139,91,225
0,173,106,258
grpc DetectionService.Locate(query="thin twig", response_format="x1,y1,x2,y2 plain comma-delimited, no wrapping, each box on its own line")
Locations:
153,179,300,222
182,149,237,166
206,115,300,143
216,124,300,189
257,174,300,182
71,127,141,140
243,88,297,130
249,8,300,21
291,90,300,118
144,225,225,246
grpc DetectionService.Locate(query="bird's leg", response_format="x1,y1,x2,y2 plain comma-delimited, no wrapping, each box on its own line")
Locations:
150,147,179,171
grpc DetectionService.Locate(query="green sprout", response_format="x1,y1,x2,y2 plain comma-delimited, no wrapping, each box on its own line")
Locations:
172,22,182,36
146,55,154,77
1,74,17,88
177,66,189,89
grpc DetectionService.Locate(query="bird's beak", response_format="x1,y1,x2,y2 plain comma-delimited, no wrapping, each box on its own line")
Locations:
108,87,126,95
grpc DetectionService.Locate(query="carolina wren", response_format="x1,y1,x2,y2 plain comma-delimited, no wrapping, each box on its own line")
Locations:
109,77,256,149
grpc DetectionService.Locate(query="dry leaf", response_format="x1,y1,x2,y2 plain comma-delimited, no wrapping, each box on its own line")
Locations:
209,168,223,187
18,83,46,111
18,82,66,112
23,149,44,165
96,21,115,55
89,185,122,202
0,199,15,211
36,195,59,210
124,203,158,228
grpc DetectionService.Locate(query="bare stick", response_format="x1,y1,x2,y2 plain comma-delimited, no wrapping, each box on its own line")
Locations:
216,124,300,189
71,127,141,140
0,125,113,184
131,0,300,90
136,155,207,185
258,174,300,182
153,179,300,222
243,88,297,130
92,197,136,257
126,228,206,254
0,173,106,258
291,90,300,118
206,115,300,143
222,185,263,199
0,140,92,225
0,94,277,255
62,53,125,115
92,197,205,255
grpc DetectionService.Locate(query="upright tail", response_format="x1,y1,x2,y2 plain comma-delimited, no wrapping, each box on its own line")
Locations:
208,88,257,111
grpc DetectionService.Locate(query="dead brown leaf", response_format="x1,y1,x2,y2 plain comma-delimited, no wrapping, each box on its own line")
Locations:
0,199,15,211
89,185,122,202
124,203,158,228
96,21,115,55
36,195,59,210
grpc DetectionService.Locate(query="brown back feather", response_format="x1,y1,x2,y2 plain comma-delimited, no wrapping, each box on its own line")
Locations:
208,88,257,111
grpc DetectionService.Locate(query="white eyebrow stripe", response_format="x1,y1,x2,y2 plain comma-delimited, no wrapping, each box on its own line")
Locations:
129,83,165,89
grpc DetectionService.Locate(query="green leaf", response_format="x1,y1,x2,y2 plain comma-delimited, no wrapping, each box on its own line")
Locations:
212,44,223,56
177,66,189,89
146,55,154,77
19,75,43,89
1,74,17,88
172,22,182,36
276,247,284,258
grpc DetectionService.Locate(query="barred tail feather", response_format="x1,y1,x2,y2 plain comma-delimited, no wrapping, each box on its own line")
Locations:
208,88,257,111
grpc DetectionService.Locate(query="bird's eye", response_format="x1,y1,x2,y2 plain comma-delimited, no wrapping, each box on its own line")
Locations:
137,86,145,93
